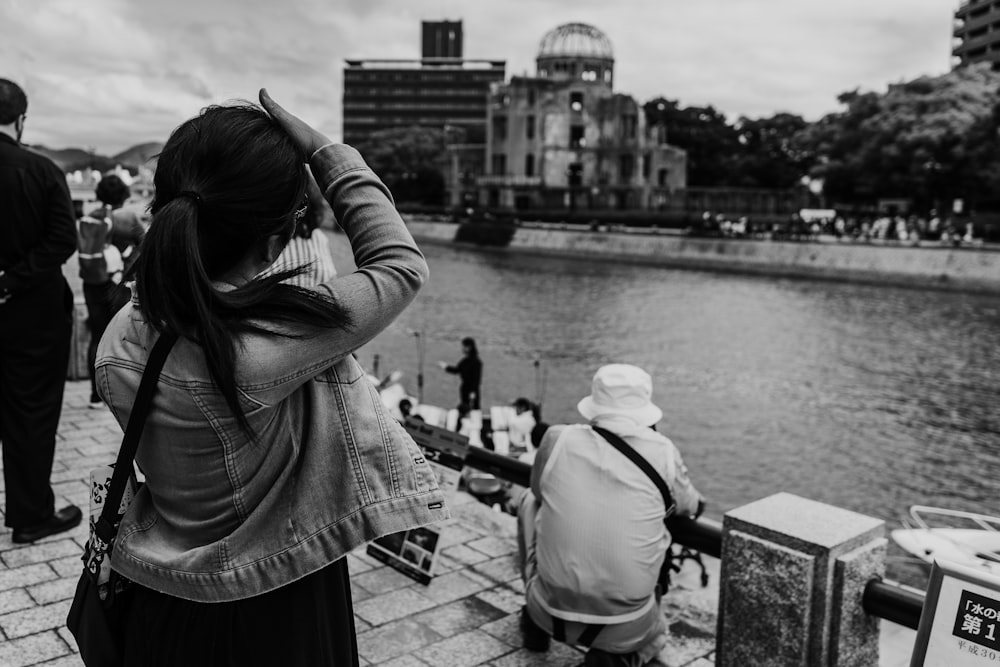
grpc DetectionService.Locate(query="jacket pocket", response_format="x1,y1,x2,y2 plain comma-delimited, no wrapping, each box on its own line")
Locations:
393,419,439,496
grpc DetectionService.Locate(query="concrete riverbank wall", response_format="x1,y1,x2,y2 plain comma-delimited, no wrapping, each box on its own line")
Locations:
404,219,1000,294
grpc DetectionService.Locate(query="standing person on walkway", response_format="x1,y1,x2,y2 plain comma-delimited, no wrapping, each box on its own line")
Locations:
95,91,446,666
438,336,482,410
516,364,704,666
78,173,145,408
0,78,83,544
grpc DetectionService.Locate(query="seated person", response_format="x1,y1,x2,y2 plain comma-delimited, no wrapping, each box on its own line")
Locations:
508,397,537,455
515,364,704,666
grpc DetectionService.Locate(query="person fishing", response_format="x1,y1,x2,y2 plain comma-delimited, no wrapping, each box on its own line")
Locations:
438,336,483,410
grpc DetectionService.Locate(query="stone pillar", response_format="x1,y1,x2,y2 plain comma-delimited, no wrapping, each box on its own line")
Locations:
716,492,886,667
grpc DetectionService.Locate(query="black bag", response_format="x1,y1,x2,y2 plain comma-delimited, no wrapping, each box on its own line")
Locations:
66,572,133,666
66,332,176,666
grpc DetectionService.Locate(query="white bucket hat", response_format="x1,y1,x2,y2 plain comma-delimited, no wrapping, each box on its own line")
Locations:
577,364,663,426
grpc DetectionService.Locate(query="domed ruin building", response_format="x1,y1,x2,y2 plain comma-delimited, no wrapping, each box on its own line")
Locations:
475,22,687,212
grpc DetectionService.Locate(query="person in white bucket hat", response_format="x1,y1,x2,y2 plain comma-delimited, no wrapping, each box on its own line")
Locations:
515,364,704,666
576,364,663,426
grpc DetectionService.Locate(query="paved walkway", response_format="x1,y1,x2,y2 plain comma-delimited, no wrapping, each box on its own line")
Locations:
0,379,721,667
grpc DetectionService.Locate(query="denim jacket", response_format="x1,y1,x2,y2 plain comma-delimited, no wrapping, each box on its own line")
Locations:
95,144,447,602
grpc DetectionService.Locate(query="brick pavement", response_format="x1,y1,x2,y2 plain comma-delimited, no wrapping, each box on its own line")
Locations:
0,379,721,667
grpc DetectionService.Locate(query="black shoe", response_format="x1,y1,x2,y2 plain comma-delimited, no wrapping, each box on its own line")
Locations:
583,649,643,667
12,505,83,544
520,606,550,652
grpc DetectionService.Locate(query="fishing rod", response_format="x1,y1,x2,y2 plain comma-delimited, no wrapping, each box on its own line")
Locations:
533,359,547,421
411,329,425,404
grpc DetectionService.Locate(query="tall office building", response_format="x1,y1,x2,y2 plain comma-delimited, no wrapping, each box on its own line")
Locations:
953,0,1000,68
341,20,505,146
422,20,462,59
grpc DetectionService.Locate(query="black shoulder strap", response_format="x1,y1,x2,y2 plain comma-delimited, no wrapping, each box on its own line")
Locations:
592,425,676,520
95,331,177,542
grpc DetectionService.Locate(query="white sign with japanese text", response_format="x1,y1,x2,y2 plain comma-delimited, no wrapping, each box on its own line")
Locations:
911,560,1000,666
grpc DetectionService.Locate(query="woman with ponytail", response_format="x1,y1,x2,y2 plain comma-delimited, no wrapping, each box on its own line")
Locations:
94,90,446,666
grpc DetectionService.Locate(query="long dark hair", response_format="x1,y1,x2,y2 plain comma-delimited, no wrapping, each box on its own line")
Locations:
136,103,350,433
461,336,478,357
96,174,130,207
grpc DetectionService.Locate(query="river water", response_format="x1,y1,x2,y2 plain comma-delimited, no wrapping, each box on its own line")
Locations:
331,236,1000,577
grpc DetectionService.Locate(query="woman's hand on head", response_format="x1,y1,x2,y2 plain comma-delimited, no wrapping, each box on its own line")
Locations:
259,88,331,157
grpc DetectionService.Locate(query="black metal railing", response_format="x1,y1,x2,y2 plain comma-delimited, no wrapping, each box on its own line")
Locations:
462,447,925,629
862,579,924,630
464,446,531,488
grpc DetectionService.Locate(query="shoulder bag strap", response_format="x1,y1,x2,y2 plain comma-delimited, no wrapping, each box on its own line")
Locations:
591,425,676,520
94,331,177,543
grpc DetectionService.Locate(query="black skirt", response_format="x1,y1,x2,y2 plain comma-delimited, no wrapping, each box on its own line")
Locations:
122,557,358,667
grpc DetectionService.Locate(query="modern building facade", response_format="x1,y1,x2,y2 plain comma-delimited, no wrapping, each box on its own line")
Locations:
953,0,1000,68
479,23,686,212
341,21,505,146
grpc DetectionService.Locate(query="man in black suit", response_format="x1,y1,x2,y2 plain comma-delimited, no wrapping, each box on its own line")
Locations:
0,78,82,543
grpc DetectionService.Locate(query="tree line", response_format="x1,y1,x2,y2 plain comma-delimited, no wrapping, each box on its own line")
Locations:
357,63,1000,214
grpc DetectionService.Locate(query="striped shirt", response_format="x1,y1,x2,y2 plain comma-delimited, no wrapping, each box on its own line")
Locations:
262,229,337,287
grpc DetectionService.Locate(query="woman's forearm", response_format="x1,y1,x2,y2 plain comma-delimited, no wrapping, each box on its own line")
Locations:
238,145,429,402
311,144,427,282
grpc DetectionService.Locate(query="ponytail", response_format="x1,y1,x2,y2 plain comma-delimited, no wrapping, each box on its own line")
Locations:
138,102,354,435
137,174,350,437
137,196,214,340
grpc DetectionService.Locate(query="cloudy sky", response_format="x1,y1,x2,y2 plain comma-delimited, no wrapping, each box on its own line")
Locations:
2,0,956,154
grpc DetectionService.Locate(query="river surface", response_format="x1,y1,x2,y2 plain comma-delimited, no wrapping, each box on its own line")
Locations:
332,236,1000,532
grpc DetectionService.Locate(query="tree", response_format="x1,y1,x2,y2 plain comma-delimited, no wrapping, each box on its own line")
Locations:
353,126,450,206
794,63,1000,211
643,98,742,187
732,113,812,189
955,97,1000,210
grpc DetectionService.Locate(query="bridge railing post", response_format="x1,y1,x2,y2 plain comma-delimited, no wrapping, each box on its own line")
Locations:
716,492,887,667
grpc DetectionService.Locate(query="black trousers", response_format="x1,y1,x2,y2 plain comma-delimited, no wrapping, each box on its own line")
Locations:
83,281,129,399
0,273,73,528
460,386,481,411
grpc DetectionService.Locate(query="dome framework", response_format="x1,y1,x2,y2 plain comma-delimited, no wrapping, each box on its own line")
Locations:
537,23,614,60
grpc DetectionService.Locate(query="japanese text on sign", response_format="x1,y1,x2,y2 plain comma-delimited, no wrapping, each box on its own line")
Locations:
955,590,1000,652
955,640,1000,662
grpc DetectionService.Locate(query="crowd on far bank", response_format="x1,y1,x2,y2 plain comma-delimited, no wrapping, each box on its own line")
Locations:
449,206,997,249
692,210,990,247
